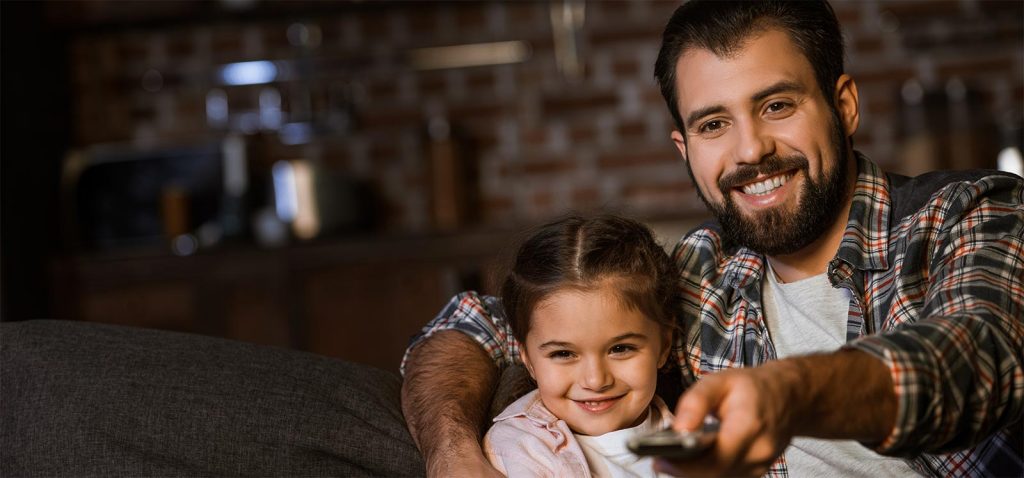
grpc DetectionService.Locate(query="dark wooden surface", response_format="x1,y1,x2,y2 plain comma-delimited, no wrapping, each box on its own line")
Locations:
52,228,513,373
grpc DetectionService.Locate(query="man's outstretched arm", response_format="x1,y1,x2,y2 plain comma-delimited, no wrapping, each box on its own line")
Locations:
657,348,897,478
401,330,503,477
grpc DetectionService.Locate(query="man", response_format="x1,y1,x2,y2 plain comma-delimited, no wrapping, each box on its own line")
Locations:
401,1,1024,476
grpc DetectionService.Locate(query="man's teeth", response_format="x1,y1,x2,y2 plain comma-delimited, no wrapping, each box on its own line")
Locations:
741,173,792,195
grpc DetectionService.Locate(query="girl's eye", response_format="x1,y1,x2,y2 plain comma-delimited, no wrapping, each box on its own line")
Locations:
609,344,637,355
548,350,575,360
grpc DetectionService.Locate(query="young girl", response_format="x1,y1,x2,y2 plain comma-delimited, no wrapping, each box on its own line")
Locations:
484,214,682,478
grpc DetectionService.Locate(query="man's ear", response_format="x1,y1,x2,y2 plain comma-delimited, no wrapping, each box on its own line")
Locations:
519,348,536,379
670,130,688,163
834,74,860,137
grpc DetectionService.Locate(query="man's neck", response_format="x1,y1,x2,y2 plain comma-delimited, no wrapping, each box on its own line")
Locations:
766,208,848,283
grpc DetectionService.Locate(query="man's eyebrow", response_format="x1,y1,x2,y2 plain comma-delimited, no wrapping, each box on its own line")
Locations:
684,105,726,131
682,80,806,130
751,80,804,102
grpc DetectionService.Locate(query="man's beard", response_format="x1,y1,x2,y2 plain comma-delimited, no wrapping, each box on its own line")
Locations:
687,116,851,256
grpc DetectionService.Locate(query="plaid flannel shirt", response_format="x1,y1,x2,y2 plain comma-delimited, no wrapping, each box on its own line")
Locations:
402,154,1024,477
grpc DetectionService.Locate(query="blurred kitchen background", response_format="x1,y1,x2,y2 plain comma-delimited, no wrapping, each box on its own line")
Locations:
2,0,1022,373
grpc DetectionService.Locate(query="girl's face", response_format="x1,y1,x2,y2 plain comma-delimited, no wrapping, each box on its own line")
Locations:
520,283,671,436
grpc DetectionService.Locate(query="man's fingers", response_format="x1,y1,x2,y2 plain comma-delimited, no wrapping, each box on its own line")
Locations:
673,376,725,432
710,405,760,471
660,371,782,477
745,434,782,467
654,453,721,478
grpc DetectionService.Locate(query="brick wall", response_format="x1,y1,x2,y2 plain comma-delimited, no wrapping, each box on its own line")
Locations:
67,0,1024,234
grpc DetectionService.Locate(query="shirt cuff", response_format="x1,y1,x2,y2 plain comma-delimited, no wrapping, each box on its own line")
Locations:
845,336,919,455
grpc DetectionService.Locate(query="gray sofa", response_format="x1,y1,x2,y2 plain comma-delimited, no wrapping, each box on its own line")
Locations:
1,319,426,477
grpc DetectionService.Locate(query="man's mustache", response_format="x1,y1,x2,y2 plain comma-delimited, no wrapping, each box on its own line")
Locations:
718,156,809,191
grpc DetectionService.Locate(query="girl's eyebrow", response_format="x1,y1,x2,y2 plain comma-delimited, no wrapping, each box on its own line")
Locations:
536,333,648,350
537,340,573,350
610,332,647,343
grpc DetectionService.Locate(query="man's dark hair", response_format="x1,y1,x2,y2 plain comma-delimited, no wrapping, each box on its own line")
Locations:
500,214,682,345
654,0,846,132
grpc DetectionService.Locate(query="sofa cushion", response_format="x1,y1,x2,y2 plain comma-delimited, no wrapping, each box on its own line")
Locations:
0,319,424,477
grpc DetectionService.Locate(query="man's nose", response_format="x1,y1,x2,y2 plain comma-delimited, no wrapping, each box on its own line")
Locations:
734,119,775,165
580,357,614,392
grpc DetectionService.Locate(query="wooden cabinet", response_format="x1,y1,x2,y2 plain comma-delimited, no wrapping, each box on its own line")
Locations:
53,229,508,373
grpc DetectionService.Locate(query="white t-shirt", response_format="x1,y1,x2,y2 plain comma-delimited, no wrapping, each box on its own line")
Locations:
761,266,921,477
575,406,671,478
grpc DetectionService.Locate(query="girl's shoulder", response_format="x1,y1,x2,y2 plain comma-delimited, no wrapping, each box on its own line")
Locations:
484,390,592,477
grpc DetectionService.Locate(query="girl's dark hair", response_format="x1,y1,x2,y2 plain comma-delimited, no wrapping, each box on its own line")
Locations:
654,0,845,132
501,214,682,344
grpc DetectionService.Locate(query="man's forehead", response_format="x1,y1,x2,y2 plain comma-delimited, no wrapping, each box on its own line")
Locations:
679,30,762,64
674,29,814,115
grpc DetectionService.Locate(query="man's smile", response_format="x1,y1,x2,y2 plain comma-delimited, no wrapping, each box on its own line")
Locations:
731,170,799,208
738,171,796,196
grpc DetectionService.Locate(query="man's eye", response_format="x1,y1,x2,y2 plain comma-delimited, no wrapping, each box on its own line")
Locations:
766,101,791,113
699,120,723,133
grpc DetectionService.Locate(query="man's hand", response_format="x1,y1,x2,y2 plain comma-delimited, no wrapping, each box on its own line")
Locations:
654,360,801,477
655,349,897,477
401,330,503,477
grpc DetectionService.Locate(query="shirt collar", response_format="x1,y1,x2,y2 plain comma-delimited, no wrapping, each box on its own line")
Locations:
834,153,891,272
724,152,891,290
493,390,559,425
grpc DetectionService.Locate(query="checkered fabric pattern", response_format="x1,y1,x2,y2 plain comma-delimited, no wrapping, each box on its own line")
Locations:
402,153,1024,477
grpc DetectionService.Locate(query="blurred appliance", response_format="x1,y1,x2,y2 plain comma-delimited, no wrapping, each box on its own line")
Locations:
269,159,375,242
62,136,248,252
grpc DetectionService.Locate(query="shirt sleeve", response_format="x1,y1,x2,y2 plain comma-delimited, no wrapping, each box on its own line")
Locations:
849,175,1024,456
400,291,521,376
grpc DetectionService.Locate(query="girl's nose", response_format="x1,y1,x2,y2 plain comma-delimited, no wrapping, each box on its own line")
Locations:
580,358,614,392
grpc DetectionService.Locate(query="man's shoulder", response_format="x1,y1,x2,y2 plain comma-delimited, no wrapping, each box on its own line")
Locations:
671,220,750,283
672,220,741,258
886,168,1022,223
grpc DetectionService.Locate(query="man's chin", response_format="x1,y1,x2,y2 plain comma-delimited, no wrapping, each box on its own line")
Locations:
727,187,800,218
717,210,814,256
729,207,789,237
701,193,816,255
